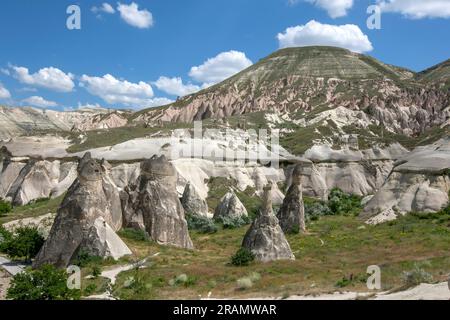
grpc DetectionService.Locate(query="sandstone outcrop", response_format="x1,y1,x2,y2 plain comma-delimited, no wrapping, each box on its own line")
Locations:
242,183,295,262
122,155,193,249
214,190,248,220
181,182,210,218
362,138,450,224
278,163,306,234
33,153,129,268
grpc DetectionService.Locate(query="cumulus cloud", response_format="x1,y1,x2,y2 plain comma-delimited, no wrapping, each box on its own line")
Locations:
153,76,201,97
377,0,450,19
277,20,373,53
91,3,115,14
288,0,353,18
0,83,11,99
11,66,75,92
189,51,253,84
117,2,153,28
23,96,58,108
79,74,170,108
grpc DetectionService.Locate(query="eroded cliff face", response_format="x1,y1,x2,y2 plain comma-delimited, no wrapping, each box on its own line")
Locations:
134,47,450,139
0,106,129,140
362,138,450,224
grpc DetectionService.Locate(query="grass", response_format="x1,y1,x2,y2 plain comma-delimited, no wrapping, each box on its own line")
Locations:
0,195,64,225
206,177,262,218
110,212,450,299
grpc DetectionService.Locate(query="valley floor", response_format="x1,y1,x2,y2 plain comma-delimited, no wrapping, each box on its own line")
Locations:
1,200,450,300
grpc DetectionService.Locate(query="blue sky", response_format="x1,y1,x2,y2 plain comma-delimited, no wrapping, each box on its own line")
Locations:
0,0,449,110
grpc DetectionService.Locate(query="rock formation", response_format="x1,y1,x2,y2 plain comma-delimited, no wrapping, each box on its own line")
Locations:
242,183,295,262
181,182,210,218
362,138,450,224
278,163,306,234
214,190,248,220
122,155,193,249
33,153,130,268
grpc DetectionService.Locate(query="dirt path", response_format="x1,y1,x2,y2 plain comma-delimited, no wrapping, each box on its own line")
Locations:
0,268,11,300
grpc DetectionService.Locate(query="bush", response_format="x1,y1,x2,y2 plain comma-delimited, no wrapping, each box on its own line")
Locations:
327,188,362,216
6,264,81,300
2,226,45,260
236,272,261,290
0,226,12,252
216,215,251,229
231,248,255,266
186,214,218,234
118,228,151,242
401,263,433,288
72,249,103,267
169,274,197,287
304,198,332,221
0,199,12,216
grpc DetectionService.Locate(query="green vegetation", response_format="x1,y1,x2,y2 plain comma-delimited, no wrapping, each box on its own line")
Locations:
231,248,255,267
0,199,12,216
0,226,45,261
186,214,218,234
206,177,262,218
216,215,252,229
72,250,103,268
66,122,190,153
118,228,152,242
6,265,81,300
0,194,64,225
303,188,363,221
0,225,12,252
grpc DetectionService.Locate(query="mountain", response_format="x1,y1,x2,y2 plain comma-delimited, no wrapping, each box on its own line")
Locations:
0,106,130,141
418,58,450,86
130,46,449,154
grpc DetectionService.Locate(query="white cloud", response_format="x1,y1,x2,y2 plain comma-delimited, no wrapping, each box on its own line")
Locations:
189,51,253,84
11,66,75,92
153,76,201,97
277,20,373,53
23,96,57,108
117,2,153,29
92,3,115,14
80,73,170,108
310,0,353,18
378,0,450,19
0,83,11,99
0,68,10,76
288,0,353,18
77,102,105,110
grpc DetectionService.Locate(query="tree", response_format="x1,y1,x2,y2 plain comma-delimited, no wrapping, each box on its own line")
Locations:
3,226,45,260
7,264,80,300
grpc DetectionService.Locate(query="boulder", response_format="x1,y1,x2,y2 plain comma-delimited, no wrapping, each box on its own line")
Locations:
242,183,295,262
214,190,248,220
126,155,193,249
181,182,210,218
33,153,129,268
278,164,306,234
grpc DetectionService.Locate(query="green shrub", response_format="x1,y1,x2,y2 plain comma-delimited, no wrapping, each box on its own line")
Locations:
3,226,45,260
72,249,103,267
304,198,332,221
118,228,151,242
0,199,12,216
216,215,251,229
169,274,197,287
186,214,218,234
83,283,97,296
328,188,362,216
401,263,433,287
231,248,255,266
91,265,102,278
6,264,81,300
0,226,12,252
